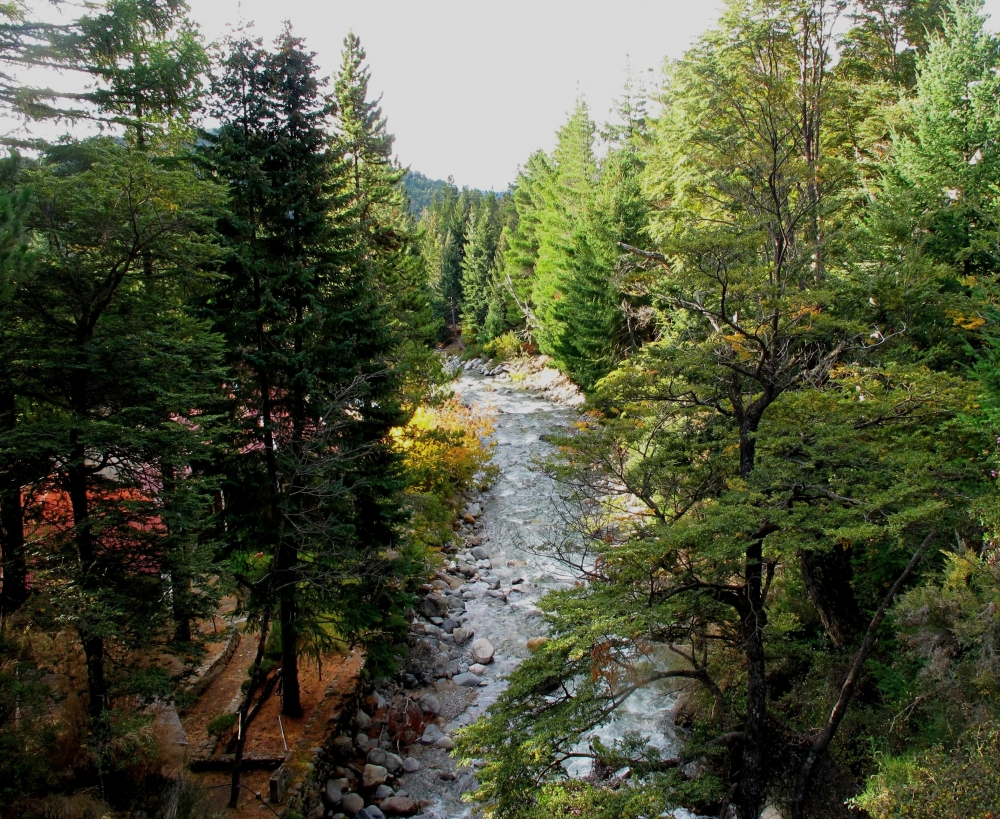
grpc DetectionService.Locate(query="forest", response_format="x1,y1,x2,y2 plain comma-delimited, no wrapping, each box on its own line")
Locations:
1,0,999,818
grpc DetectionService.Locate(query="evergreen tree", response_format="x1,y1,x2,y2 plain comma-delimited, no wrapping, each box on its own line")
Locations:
8,137,223,727
531,101,597,359
334,31,440,395
556,148,648,391
460,195,501,344
499,150,554,336
206,31,414,741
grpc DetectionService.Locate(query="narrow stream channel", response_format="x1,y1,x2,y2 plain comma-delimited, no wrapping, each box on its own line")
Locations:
403,370,682,818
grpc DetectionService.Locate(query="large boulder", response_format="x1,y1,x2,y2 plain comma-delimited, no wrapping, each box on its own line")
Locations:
470,637,495,664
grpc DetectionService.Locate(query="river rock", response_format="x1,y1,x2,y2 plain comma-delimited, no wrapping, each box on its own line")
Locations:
470,637,495,664
441,617,460,633
358,808,385,819
465,503,482,518
527,637,549,651
380,797,419,817
418,694,440,715
356,709,372,731
452,627,474,645
332,735,354,757
402,756,420,772
324,780,343,806
363,764,388,787
462,513,476,524
420,723,444,744
453,671,482,687
342,793,365,815
417,593,449,618
469,663,488,675
471,546,489,560
383,752,403,774
374,784,394,799
436,735,455,750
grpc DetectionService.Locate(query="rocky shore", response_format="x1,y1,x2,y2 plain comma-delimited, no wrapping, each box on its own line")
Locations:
296,485,535,819
449,353,585,406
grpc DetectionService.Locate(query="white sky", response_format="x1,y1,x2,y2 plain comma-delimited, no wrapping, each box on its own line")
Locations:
16,1,1000,191
185,0,726,191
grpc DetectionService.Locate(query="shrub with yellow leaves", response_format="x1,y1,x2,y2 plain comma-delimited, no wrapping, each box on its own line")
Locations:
392,399,498,550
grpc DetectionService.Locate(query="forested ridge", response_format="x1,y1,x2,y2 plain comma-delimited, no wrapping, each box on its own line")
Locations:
2,0,1000,818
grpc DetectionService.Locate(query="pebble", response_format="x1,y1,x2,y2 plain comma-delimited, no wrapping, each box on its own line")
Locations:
436,735,455,750
374,784,394,799
402,756,421,772
452,628,474,645
471,546,490,560
469,663,488,675
453,671,482,687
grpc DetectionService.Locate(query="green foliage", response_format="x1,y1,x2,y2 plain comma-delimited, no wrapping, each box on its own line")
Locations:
482,331,524,362
206,712,238,738
849,723,1000,817
403,170,451,215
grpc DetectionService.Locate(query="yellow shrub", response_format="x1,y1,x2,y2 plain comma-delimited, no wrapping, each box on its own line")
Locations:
392,400,497,549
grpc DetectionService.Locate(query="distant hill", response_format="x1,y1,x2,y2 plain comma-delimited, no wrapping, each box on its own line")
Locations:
403,170,452,215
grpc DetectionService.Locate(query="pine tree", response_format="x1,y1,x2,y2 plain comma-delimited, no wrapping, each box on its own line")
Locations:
334,31,440,393
460,195,501,344
556,148,648,391
531,101,597,360
9,137,223,727
499,150,554,336
207,31,413,741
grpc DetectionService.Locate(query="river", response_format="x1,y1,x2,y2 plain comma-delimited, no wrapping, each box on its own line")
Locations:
398,369,683,818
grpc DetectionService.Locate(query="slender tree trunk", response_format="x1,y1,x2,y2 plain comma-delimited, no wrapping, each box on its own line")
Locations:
230,604,273,808
279,585,300,716
68,426,107,723
736,420,767,819
738,539,768,819
799,548,860,649
0,377,27,613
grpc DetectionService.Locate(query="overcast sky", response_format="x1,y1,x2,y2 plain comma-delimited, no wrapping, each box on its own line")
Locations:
21,1,1000,191
185,0,724,190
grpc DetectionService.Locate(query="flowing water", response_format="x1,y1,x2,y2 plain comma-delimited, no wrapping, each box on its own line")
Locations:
409,371,684,817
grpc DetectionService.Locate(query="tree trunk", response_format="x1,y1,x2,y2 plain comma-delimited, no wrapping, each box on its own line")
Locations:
0,381,27,614
279,582,301,716
68,430,107,723
800,548,860,649
736,420,768,819
737,539,768,819
230,607,273,808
